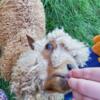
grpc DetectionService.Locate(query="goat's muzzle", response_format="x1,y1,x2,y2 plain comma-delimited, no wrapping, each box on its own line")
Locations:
43,74,70,93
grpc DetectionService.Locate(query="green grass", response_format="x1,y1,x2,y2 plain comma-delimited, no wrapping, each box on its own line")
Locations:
0,0,100,99
42,0,100,45
0,78,15,100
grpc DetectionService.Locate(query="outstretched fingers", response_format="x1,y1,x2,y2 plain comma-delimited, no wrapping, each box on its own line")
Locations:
69,68,100,82
68,78,100,100
73,91,97,100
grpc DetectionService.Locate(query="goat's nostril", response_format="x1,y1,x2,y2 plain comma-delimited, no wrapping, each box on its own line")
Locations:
67,64,73,70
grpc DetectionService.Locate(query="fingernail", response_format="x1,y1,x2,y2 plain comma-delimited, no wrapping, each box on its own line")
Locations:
68,69,78,77
69,69,81,78
68,78,77,89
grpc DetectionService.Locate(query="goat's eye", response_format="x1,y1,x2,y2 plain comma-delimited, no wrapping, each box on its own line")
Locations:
45,43,53,50
67,64,73,70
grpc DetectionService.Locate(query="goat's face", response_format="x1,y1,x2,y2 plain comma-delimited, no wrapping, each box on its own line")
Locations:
27,29,89,93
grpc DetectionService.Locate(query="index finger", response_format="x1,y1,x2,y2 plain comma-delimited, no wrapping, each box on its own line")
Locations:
69,68,100,82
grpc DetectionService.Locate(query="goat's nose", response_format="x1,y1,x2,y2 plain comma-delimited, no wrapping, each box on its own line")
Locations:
67,64,73,70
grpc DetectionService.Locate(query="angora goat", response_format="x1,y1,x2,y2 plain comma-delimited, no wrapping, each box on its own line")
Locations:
0,0,89,100
11,28,89,100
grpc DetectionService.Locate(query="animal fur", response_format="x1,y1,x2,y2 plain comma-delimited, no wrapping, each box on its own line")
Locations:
11,28,89,100
0,0,89,100
0,0,45,79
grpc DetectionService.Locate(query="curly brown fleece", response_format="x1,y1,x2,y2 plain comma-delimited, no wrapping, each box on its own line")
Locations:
0,0,45,80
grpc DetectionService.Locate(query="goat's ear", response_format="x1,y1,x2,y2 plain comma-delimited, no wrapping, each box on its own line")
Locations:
26,35,34,50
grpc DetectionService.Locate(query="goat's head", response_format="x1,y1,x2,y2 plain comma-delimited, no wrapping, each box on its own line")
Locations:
27,28,89,93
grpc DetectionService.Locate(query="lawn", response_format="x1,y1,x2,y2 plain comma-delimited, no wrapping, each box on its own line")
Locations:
0,0,100,99
42,0,100,45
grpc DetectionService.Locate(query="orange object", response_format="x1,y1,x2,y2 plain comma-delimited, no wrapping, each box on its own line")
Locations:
98,57,100,63
92,35,100,63
92,42,100,56
93,35,100,43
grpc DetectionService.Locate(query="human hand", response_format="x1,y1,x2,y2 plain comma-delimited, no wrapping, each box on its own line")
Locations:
68,68,100,100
